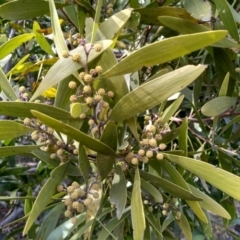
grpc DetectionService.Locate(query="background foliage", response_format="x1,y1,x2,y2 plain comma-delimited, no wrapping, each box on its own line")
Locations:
0,0,240,239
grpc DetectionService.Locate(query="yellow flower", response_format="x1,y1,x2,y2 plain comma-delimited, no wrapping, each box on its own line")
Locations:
41,87,57,98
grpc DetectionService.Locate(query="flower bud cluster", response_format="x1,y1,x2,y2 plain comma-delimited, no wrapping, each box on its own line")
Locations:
60,180,101,221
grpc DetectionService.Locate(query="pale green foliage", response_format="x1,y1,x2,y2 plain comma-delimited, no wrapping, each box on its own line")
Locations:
0,0,240,240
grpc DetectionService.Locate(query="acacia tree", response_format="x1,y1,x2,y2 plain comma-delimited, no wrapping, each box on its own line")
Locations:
0,0,240,239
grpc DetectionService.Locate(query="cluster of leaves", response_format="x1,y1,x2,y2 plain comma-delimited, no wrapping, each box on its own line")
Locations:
0,0,240,239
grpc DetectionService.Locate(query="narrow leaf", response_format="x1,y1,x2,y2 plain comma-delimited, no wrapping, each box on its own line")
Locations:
164,154,240,201
49,0,68,57
0,145,40,157
110,165,127,219
46,212,86,240
219,72,230,97
0,121,33,140
101,31,227,78
215,0,239,42
31,110,116,156
0,68,18,101
78,143,90,180
97,121,117,179
140,178,163,203
176,212,192,240
109,65,206,122
201,96,236,117
23,161,70,235
188,184,230,219
0,101,75,120
162,95,184,125
159,160,207,223
140,171,201,201
30,40,112,101
131,168,145,240
0,33,34,60
0,0,65,20
33,21,55,56
36,203,65,240
158,16,240,48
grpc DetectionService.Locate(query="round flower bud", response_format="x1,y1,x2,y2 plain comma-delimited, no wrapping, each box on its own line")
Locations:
23,93,29,99
148,125,156,133
144,116,151,121
91,127,98,134
73,149,78,155
148,206,153,212
67,205,73,211
31,134,39,141
159,143,167,150
57,148,64,156
19,86,26,93
85,97,93,105
64,210,72,218
125,152,135,162
72,201,80,209
95,65,103,74
93,192,99,199
46,141,52,146
72,53,81,62
162,210,168,216
72,181,80,189
47,128,54,134
83,85,92,94
89,68,96,76
64,198,72,206
62,51,69,58
34,99,41,103
156,153,164,160
23,118,31,125
107,8,114,14
155,134,162,141
138,149,145,156
94,95,102,102
141,156,149,163
83,198,92,206
143,200,149,205
94,44,102,52
97,88,105,96
141,139,149,146
75,188,85,197
149,139,157,148
50,153,56,159
91,183,100,191
43,146,49,152
79,72,86,80
175,211,182,220
146,150,153,158
77,203,84,213
131,157,138,165
107,3,113,8
88,119,95,126
83,74,92,83
102,101,109,108
107,91,114,98
56,140,63,146
235,67,240,72
67,186,74,194
163,203,169,209
79,113,86,119
68,81,77,89
71,217,77,224
38,137,45,143
73,40,78,46
57,185,64,192
70,95,77,102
